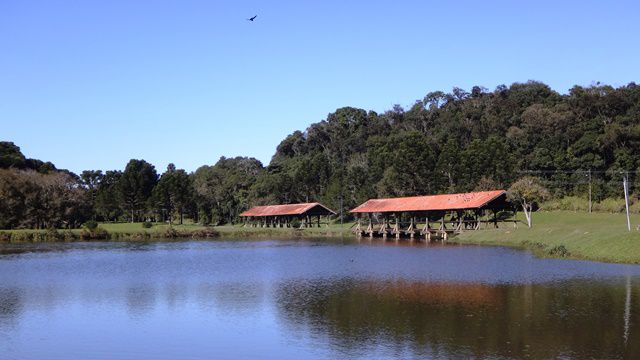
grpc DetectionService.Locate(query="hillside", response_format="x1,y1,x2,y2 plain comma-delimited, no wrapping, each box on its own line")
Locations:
2,81,640,227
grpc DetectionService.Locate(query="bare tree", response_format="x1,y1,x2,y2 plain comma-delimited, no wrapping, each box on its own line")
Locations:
508,176,550,228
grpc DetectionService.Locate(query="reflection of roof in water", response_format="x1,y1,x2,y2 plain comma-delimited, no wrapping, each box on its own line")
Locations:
362,280,504,307
350,190,506,213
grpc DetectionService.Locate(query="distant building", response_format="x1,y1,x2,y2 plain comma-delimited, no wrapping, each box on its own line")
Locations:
350,190,511,241
240,202,336,228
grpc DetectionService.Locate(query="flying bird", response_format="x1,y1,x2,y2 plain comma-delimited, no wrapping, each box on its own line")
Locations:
247,15,257,21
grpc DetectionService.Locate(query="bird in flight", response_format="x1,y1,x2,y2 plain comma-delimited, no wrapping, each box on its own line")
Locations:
247,15,257,21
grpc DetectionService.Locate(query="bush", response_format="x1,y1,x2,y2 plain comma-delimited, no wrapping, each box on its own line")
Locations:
45,228,63,242
142,221,153,229
0,232,11,242
84,220,99,231
542,196,639,213
163,227,180,238
548,245,570,257
10,232,32,243
593,198,626,213
190,229,220,238
522,240,546,250
543,196,589,212
62,230,76,242
79,227,109,240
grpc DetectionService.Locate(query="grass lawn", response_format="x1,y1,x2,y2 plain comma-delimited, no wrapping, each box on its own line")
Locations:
455,211,640,264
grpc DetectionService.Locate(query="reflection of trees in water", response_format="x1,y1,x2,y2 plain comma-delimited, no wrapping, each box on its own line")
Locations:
276,278,640,359
196,282,266,314
0,287,23,330
126,285,158,317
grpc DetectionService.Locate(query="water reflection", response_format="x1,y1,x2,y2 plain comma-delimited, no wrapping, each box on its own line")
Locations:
276,278,640,359
625,274,632,346
0,288,23,331
1,240,640,359
126,285,157,317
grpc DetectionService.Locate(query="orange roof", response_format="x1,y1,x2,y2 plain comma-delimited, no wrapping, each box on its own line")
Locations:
350,190,506,213
240,202,336,217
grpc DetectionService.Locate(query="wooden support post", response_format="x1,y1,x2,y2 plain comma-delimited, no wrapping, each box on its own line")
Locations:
382,215,388,239
409,216,415,241
394,213,400,240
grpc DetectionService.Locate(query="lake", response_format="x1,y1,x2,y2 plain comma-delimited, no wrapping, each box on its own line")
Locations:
1,239,639,359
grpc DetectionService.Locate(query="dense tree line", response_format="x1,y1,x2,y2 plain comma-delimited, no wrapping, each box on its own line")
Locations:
1,81,639,229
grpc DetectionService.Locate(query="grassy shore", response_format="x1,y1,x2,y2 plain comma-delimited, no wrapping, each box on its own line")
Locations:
0,221,354,243
215,212,640,264
0,222,218,242
1,212,639,264
454,211,640,264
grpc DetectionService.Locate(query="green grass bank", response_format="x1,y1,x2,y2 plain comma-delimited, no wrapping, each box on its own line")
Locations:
0,223,219,242
454,211,640,264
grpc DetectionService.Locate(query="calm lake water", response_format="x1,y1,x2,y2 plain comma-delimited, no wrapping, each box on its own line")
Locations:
1,239,639,359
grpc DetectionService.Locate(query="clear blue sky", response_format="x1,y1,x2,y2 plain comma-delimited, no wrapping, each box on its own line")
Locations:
1,0,638,174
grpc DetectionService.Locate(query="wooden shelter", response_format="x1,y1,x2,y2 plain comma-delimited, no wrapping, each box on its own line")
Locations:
240,202,336,228
350,190,512,241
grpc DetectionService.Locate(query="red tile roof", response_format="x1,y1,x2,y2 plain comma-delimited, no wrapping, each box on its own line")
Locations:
240,202,336,217
350,190,506,213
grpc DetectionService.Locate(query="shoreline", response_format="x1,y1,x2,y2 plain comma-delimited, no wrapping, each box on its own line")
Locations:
1,211,639,264
453,211,640,265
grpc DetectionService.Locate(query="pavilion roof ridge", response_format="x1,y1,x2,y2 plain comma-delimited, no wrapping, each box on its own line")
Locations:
350,190,506,213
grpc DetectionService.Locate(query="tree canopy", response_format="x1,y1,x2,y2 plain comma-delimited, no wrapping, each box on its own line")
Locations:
1,81,640,228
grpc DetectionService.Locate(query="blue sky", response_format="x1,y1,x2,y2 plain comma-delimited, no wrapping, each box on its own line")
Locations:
1,0,638,174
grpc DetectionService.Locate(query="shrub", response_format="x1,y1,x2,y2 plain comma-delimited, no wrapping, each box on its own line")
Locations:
190,229,220,238
11,232,32,243
142,221,153,229
84,220,99,231
548,245,570,257
32,232,46,242
0,232,11,242
163,227,180,238
45,228,63,242
62,230,76,242
593,198,626,213
79,227,109,240
543,196,588,212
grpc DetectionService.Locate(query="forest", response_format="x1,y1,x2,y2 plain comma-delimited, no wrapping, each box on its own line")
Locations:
1,80,640,229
